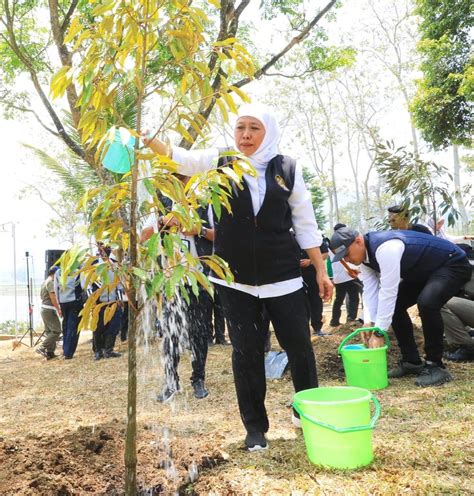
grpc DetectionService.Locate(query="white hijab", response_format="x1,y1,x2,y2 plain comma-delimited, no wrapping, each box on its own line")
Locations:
235,103,280,166
234,103,281,214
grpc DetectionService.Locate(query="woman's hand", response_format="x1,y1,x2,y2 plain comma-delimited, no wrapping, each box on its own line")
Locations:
300,259,311,268
141,130,171,157
316,272,334,302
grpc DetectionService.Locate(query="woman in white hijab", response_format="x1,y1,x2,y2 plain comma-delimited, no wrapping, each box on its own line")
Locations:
144,103,333,451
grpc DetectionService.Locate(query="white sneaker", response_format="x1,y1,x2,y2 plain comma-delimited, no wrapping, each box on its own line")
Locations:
291,411,302,429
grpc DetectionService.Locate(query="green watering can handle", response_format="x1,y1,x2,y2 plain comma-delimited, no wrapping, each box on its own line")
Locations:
337,327,390,355
292,395,382,433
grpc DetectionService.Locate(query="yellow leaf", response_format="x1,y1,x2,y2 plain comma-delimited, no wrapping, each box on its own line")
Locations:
222,91,237,114
92,0,115,16
50,66,72,99
230,85,251,103
104,302,117,325
64,17,83,44
213,37,236,47
216,97,229,122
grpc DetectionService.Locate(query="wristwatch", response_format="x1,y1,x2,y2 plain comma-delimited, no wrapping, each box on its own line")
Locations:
200,226,208,238
373,330,385,337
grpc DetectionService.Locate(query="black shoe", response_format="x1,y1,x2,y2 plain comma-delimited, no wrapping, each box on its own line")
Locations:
415,362,452,387
94,350,104,361
215,339,230,346
156,385,180,403
103,350,122,358
245,432,268,452
192,379,209,399
36,347,48,359
444,347,474,362
388,359,425,378
46,352,57,360
329,321,341,327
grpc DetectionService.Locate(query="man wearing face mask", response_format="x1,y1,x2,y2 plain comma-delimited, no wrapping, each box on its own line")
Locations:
144,103,333,452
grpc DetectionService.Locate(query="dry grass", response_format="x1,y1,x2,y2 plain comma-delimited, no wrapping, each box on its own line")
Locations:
0,312,473,495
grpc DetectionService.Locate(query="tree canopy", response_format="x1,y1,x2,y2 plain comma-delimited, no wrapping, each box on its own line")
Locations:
410,0,473,149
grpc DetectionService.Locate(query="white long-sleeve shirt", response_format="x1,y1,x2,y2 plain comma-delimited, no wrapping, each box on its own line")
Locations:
171,146,323,298
360,239,405,331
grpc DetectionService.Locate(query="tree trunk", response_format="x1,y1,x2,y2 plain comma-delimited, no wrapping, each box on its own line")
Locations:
124,11,148,494
452,145,469,232
124,292,137,495
326,185,334,229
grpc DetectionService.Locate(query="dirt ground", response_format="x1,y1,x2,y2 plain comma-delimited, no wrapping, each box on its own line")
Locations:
0,308,473,495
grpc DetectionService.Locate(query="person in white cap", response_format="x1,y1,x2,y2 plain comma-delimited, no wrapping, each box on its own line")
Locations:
144,103,333,451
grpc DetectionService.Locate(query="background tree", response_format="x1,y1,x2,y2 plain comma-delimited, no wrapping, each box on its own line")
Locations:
375,141,461,233
410,0,473,149
302,168,327,231
410,0,472,231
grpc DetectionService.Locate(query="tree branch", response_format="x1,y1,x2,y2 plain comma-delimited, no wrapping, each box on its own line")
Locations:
3,103,60,137
60,0,79,34
179,0,336,148
233,0,337,88
2,1,86,160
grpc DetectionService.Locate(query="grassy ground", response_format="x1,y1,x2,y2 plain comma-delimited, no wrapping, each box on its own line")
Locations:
0,313,472,495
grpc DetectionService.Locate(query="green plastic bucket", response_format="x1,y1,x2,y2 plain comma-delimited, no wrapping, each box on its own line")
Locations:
293,387,381,469
338,327,390,390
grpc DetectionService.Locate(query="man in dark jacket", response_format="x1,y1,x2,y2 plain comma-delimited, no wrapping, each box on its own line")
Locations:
330,227,471,387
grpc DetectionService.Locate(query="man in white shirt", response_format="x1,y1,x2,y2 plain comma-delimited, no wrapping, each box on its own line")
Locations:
330,227,471,387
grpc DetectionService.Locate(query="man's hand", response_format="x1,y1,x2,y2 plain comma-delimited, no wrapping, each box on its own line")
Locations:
368,334,386,349
300,259,311,268
316,272,334,302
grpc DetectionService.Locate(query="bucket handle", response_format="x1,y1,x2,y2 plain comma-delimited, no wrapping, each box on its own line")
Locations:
337,327,390,355
292,395,381,433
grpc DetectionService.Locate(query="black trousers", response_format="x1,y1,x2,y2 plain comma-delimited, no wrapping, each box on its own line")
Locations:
217,285,318,434
211,287,226,342
163,290,212,387
302,270,323,332
120,301,129,342
93,304,122,353
391,259,471,364
331,279,360,324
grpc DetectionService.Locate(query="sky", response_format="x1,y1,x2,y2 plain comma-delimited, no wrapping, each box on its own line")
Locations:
0,117,63,284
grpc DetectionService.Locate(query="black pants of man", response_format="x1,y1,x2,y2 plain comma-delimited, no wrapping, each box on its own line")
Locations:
93,304,123,354
163,289,212,388
331,280,360,325
391,260,471,365
60,300,83,358
120,301,129,342
217,285,318,434
302,270,323,332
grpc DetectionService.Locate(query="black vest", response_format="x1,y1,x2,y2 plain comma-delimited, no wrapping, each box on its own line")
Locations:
213,154,301,285
364,231,468,283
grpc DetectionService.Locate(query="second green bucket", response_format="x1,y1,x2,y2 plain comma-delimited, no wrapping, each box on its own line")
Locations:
338,327,390,390
293,386,381,469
